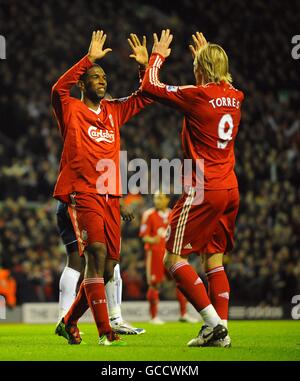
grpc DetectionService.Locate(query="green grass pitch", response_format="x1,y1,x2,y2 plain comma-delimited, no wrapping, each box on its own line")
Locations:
0,321,299,361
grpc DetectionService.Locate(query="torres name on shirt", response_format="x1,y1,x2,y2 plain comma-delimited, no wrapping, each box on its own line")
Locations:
142,53,244,191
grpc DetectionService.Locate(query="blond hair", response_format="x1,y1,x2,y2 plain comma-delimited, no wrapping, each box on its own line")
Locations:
195,43,232,84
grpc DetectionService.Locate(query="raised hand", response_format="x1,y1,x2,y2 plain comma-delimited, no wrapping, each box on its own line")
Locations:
88,30,112,63
189,32,208,59
152,29,173,58
128,34,149,67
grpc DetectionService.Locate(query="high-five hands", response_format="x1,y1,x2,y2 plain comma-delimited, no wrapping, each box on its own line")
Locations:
152,29,173,58
128,34,149,67
88,30,112,63
189,32,207,59
87,30,206,64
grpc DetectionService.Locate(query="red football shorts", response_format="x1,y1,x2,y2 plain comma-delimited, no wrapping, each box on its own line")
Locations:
166,188,239,256
67,192,121,261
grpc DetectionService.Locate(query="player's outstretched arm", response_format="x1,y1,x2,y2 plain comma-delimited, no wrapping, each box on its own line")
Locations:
52,30,112,104
106,34,152,127
51,30,112,135
141,29,197,113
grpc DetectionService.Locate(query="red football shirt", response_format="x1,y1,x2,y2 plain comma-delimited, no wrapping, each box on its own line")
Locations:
51,55,152,202
142,53,244,190
139,207,171,255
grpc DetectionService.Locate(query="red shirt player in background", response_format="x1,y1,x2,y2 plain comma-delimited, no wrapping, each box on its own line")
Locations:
142,30,244,347
52,31,152,346
0,269,16,309
140,192,197,324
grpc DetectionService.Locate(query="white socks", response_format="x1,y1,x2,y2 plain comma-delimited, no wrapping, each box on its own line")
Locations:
105,264,123,326
58,266,80,320
114,264,123,305
58,264,124,326
222,319,228,329
200,304,222,327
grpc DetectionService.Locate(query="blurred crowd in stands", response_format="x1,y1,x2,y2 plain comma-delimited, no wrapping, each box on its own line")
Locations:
0,0,299,308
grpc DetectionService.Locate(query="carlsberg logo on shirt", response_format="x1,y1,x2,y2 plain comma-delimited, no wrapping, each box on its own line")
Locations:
88,126,115,143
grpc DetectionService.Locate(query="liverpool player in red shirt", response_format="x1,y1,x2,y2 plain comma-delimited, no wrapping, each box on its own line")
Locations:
140,192,197,324
141,30,244,347
52,30,152,346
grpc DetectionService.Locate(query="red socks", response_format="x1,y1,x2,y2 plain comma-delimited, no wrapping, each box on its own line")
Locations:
176,288,187,317
64,282,89,326
206,266,230,320
83,278,111,336
169,262,211,312
64,278,112,337
147,286,187,319
147,287,159,319
65,278,111,336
